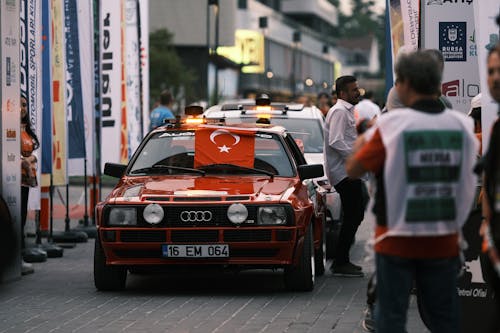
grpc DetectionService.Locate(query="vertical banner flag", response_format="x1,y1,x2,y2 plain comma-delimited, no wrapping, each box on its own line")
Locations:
20,0,43,209
125,0,142,157
120,0,128,164
50,0,68,185
79,0,95,176
93,0,100,180
1,0,21,279
41,0,52,185
65,0,95,176
474,1,500,151
64,0,86,173
100,0,122,170
139,0,150,135
388,0,420,82
421,0,479,114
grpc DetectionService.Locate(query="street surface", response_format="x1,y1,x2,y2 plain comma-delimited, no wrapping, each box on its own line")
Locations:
0,185,428,332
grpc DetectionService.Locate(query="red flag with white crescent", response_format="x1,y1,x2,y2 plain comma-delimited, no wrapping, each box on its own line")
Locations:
194,127,255,168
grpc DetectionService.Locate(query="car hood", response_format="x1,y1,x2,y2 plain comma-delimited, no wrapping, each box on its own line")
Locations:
108,176,300,203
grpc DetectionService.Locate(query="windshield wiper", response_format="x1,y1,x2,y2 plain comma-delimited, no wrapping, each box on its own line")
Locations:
130,164,205,175
198,163,275,179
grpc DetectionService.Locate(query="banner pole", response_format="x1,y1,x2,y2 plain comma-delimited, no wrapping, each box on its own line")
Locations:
64,183,70,232
83,159,89,226
49,174,53,242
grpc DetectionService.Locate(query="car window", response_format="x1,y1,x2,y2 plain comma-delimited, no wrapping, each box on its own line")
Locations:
225,118,324,153
128,131,294,177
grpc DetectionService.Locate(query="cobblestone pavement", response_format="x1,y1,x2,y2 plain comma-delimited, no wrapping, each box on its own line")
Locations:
0,186,428,333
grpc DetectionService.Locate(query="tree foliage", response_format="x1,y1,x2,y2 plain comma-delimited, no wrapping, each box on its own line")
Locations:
336,0,386,74
149,29,197,109
338,0,381,36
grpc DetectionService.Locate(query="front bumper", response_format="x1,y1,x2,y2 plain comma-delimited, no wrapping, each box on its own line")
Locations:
99,226,303,266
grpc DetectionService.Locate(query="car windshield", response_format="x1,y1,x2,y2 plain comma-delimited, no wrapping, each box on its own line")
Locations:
129,130,295,177
225,118,324,153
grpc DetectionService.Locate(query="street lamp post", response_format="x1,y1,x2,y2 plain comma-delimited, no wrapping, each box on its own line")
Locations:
291,31,301,98
259,16,271,92
208,0,219,105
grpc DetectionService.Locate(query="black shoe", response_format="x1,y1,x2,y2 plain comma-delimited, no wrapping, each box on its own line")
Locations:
362,305,375,332
346,262,362,271
331,263,364,277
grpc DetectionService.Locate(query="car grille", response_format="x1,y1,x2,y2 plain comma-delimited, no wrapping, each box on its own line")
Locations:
224,230,272,242
171,230,219,242
120,230,166,242
106,205,292,228
164,206,233,227
117,229,284,243
229,249,279,257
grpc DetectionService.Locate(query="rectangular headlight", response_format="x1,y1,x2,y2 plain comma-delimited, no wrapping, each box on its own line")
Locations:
257,206,287,225
108,207,137,226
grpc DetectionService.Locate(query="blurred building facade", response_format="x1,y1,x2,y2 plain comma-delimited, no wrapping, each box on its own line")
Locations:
150,0,380,104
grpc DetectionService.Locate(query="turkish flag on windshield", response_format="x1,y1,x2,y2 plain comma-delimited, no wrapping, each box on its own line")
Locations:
194,127,255,168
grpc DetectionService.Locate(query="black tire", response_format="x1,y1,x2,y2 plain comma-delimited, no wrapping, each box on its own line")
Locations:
284,224,315,291
314,219,326,276
94,237,127,291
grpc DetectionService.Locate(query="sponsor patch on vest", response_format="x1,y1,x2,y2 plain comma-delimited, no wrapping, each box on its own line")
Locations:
404,130,463,222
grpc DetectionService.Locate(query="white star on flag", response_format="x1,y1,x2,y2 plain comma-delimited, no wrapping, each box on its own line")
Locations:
218,145,231,153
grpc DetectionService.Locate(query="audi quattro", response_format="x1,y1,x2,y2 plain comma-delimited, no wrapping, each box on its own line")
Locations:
203,96,343,258
94,111,325,292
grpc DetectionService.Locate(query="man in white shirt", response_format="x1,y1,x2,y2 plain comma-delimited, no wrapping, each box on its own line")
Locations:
324,75,364,277
355,91,381,124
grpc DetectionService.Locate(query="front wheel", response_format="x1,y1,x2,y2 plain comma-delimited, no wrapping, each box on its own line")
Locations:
94,237,127,291
284,224,315,291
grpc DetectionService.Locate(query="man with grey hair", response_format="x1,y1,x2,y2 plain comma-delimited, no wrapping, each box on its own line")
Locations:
347,50,478,332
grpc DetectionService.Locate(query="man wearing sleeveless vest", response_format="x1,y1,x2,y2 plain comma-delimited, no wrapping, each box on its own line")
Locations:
346,51,478,332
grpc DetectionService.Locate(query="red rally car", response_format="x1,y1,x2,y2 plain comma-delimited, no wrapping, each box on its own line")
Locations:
94,107,326,292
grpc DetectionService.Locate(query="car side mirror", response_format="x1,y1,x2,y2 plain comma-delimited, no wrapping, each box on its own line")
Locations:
297,164,324,181
104,163,127,178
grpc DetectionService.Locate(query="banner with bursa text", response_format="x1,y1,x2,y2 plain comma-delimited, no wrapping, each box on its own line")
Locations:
100,0,122,170
421,0,479,114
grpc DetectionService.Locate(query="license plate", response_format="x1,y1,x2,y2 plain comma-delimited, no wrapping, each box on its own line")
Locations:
161,244,229,258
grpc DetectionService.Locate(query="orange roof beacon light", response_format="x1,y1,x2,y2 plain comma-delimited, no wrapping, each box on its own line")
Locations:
184,104,206,125
255,93,271,106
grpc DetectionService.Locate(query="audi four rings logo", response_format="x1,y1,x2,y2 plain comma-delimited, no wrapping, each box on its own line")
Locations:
180,211,213,222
